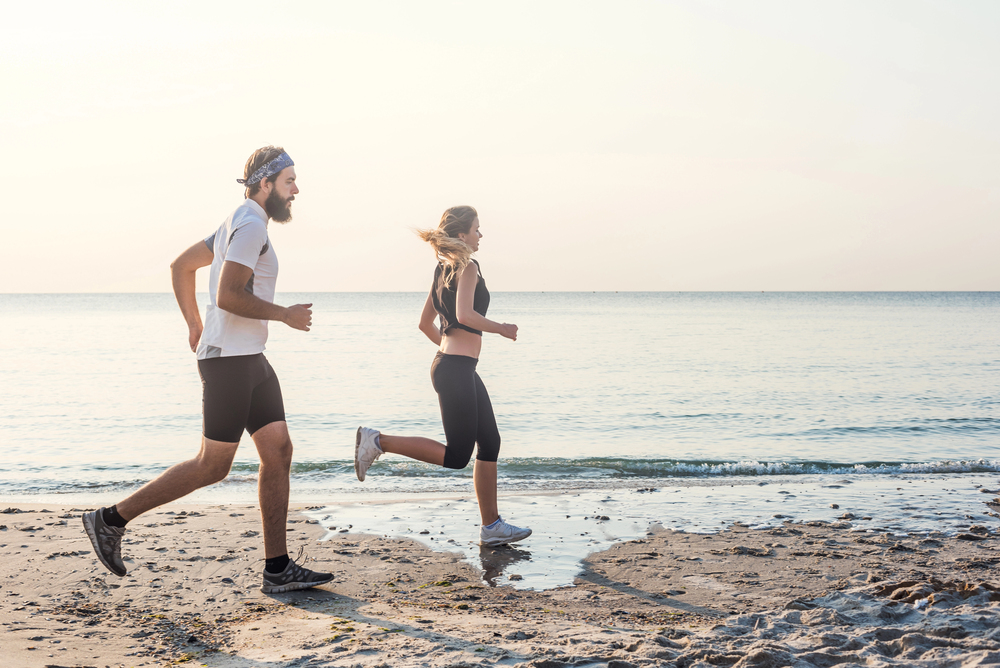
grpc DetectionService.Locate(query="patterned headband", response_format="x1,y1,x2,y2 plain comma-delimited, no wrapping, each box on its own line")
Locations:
237,152,294,186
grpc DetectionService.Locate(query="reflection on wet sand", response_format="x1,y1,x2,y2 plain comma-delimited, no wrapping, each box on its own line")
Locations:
479,544,532,586
309,494,665,589
309,475,999,591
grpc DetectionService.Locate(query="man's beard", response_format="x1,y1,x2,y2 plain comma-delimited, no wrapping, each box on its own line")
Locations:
265,188,293,223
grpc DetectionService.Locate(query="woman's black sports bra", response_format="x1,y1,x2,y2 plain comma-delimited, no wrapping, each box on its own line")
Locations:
432,259,490,336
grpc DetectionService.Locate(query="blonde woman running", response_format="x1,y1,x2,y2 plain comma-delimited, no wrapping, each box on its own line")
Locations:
355,206,531,546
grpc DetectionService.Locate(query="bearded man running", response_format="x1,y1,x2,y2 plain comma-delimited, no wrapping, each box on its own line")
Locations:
83,146,332,594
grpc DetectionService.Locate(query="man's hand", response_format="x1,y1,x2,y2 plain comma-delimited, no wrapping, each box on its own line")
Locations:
172,239,214,353
217,262,311,328
188,322,204,352
283,303,313,331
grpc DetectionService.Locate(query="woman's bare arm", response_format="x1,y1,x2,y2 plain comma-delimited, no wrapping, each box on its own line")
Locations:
418,289,442,345
454,263,517,340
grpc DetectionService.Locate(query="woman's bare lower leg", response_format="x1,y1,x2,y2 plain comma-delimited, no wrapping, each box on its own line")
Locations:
474,460,499,525
378,434,446,466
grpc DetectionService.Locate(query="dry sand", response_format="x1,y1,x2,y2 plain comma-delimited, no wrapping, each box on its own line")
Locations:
2,502,999,667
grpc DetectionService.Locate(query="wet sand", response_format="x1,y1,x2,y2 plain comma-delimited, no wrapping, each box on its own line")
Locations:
2,502,1000,667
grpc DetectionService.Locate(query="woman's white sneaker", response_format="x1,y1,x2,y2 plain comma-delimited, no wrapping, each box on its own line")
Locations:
480,517,532,546
355,426,383,481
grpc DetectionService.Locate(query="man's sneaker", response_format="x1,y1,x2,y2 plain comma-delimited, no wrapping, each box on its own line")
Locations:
82,508,127,576
261,559,333,594
355,426,383,482
480,517,532,547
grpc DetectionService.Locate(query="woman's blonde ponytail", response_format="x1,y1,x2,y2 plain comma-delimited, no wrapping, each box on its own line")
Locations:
417,206,478,288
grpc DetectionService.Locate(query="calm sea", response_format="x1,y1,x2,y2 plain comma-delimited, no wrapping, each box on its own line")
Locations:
2,293,999,565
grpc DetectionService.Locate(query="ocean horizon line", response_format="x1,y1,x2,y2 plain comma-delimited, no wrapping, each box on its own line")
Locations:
2,290,999,296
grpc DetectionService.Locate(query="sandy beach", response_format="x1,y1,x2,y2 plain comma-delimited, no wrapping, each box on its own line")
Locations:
2,502,999,667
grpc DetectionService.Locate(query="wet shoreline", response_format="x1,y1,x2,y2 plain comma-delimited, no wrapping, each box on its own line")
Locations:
2,502,1000,666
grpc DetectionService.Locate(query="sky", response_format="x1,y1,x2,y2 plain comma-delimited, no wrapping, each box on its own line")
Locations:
2,0,998,292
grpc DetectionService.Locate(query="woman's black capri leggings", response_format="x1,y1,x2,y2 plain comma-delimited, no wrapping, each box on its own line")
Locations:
431,352,501,470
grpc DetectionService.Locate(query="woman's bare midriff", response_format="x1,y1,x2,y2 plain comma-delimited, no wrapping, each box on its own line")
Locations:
439,328,483,359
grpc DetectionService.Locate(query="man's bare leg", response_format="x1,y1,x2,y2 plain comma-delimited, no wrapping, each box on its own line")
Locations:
253,420,333,592
117,438,239,521
83,437,238,577
251,421,292,559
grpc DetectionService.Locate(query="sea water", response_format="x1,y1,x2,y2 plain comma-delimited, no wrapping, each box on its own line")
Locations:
2,292,998,587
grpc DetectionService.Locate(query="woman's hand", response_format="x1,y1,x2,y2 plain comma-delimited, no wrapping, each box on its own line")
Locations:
499,323,518,341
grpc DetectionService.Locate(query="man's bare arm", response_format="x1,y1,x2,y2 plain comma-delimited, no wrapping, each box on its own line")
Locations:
216,260,313,331
171,240,214,352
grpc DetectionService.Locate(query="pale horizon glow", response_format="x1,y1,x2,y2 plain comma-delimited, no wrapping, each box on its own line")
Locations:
2,1,998,293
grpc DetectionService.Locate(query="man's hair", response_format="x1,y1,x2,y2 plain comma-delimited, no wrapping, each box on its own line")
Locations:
243,145,286,198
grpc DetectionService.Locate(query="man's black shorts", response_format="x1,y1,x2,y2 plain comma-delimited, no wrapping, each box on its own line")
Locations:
197,353,285,442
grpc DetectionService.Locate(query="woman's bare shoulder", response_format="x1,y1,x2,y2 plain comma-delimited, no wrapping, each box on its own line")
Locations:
460,260,481,279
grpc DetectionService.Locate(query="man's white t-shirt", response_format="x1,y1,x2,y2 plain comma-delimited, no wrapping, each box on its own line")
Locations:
196,199,278,360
